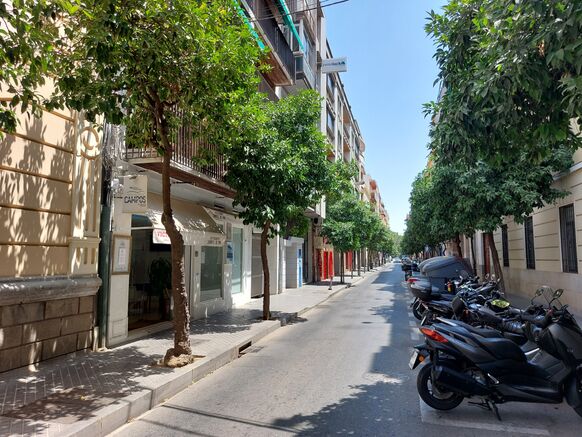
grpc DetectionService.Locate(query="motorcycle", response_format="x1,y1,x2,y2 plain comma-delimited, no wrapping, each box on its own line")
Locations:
410,275,496,322
409,287,582,420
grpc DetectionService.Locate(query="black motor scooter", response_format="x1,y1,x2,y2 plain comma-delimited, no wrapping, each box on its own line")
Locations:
409,287,582,419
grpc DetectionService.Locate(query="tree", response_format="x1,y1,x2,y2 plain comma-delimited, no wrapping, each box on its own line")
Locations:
366,217,393,267
425,0,581,165
321,195,360,284
11,0,264,364
0,1,62,134
421,0,579,287
404,154,571,288
225,90,332,320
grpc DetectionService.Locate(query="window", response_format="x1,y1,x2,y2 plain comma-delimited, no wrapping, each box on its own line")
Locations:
326,108,335,138
327,74,335,95
560,204,578,273
501,225,509,267
200,246,224,301
524,216,535,269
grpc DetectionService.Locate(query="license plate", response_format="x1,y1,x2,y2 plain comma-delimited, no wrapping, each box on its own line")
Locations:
409,350,419,369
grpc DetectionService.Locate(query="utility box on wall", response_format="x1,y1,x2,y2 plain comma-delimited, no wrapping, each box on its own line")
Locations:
285,237,304,289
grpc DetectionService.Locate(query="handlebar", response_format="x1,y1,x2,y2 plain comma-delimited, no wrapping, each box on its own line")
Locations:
518,311,553,328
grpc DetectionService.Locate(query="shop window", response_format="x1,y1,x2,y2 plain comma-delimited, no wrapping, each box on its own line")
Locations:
524,216,535,270
560,204,578,273
200,246,224,301
501,225,509,267
128,216,173,331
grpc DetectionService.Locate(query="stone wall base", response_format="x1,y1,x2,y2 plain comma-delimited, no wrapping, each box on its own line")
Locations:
0,276,100,372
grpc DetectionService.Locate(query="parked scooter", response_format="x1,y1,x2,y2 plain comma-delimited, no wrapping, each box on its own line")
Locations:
409,287,582,420
409,274,490,321
402,258,420,280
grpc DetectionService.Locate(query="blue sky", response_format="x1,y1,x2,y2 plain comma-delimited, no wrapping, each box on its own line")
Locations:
325,0,447,234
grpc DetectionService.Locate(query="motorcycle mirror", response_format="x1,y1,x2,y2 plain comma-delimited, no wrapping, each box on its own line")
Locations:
553,288,564,299
460,270,469,280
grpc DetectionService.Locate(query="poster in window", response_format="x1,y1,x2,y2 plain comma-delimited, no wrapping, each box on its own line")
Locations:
226,241,234,264
112,235,132,274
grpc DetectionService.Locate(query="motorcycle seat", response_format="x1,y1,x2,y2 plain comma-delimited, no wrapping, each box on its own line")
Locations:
477,337,526,362
430,292,455,301
443,319,503,339
465,325,502,339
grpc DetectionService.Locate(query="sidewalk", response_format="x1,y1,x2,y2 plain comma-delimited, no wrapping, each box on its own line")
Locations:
0,270,377,437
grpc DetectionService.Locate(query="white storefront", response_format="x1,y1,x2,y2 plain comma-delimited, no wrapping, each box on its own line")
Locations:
106,173,253,346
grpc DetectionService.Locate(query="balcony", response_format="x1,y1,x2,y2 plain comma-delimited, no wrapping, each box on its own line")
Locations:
343,124,350,145
290,0,318,40
295,54,316,89
247,0,295,85
124,113,234,198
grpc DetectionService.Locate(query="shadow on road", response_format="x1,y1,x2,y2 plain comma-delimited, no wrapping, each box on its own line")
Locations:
271,267,418,435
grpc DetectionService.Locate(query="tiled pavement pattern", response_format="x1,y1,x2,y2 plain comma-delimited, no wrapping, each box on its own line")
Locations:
0,273,368,436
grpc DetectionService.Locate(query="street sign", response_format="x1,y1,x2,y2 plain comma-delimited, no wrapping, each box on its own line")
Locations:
322,57,347,74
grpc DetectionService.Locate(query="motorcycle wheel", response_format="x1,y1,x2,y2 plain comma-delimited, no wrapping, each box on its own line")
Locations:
417,364,464,410
412,301,424,320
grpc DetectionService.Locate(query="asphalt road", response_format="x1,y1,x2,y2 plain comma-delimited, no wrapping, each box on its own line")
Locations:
113,264,578,437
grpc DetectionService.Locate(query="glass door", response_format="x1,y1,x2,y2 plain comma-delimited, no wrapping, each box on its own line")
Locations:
231,227,243,294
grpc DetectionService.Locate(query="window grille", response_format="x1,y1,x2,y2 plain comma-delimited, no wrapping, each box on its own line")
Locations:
560,204,578,273
524,216,535,270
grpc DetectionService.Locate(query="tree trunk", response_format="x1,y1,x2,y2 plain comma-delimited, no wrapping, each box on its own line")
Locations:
340,251,344,284
357,250,361,276
470,235,477,275
161,143,191,358
261,221,271,320
486,232,505,292
455,235,463,258
350,251,354,279
152,97,191,361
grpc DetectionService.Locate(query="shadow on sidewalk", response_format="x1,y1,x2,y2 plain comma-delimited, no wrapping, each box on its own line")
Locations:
0,345,175,429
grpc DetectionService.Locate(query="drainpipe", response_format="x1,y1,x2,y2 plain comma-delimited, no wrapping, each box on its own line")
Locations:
97,155,113,349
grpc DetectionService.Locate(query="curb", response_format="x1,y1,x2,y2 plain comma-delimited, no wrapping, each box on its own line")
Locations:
65,270,376,436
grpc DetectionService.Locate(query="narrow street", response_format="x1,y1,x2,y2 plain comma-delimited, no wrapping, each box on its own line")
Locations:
114,265,578,437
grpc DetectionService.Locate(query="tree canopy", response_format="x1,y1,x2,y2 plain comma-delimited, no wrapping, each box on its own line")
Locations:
1,0,265,361
404,0,580,283
425,0,581,165
225,90,334,319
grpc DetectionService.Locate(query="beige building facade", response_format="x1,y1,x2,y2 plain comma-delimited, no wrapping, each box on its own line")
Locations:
0,87,102,372
463,149,582,313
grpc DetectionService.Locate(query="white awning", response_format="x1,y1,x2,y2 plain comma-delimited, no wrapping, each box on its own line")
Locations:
145,193,225,246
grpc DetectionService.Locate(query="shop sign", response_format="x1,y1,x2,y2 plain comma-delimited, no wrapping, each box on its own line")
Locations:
322,57,348,74
122,175,148,213
153,228,171,244
206,235,224,246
